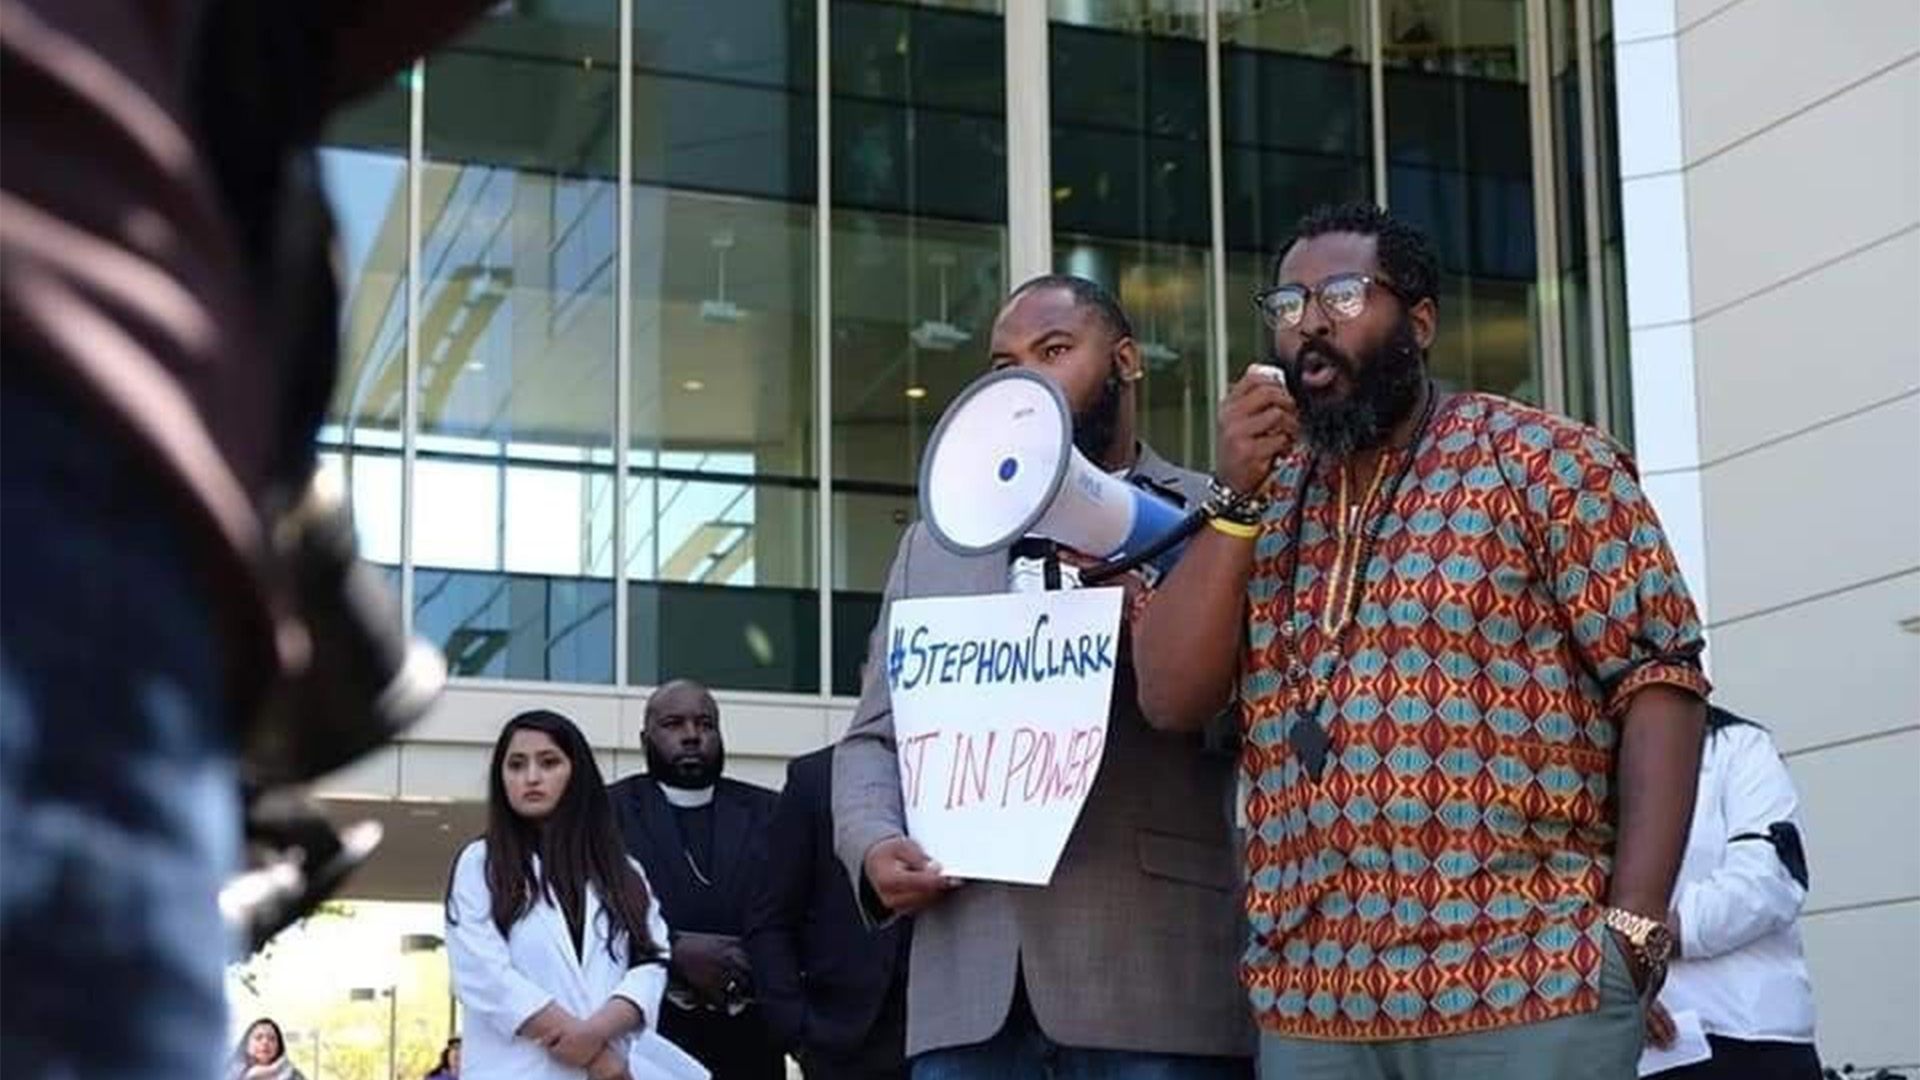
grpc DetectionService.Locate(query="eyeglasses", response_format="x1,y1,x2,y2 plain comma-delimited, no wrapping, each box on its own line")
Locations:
1252,272,1412,330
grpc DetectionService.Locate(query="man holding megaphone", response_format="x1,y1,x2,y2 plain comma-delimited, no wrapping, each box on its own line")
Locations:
1135,202,1711,1080
833,276,1256,1080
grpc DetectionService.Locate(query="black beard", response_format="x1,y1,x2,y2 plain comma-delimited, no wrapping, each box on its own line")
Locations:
1072,368,1124,464
645,739,723,790
1275,317,1426,459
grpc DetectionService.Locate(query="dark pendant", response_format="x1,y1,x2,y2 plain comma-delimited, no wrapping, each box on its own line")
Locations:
1289,716,1331,780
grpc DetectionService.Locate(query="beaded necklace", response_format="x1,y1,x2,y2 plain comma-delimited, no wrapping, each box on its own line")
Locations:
1274,381,1440,779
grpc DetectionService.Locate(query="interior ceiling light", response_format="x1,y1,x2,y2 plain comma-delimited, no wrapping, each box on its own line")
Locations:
699,231,746,324
904,385,929,400
681,378,706,392
909,252,971,352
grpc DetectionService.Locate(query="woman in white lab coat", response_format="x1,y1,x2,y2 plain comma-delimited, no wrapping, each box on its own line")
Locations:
448,709,707,1080
1645,706,1822,1079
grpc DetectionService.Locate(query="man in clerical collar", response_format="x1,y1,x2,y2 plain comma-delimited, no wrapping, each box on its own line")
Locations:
610,679,783,1080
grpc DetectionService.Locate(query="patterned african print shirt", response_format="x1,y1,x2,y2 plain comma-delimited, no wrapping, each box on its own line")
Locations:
1239,393,1710,1041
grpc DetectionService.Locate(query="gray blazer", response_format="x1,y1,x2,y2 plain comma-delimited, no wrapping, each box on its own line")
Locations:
832,444,1255,1060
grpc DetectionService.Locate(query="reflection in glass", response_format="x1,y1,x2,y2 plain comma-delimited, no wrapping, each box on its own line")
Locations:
1385,0,1539,401
629,2,820,693
1221,0,1373,373
1549,0,1595,421
413,3,620,684
319,85,410,570
830,1,1009,696
1591,0,1633,438
1050,5,1216,472
1221,0,1367,59
627,471,818,693
1382,0,1527,79
832,212,1006,485
1056,235,1215,469
834,0,1007,223
830,490,915,694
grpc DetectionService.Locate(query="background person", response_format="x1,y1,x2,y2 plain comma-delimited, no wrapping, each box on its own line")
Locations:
0,5,490,1077
1135,202,1710,1080
747,745,911,1080
426,1037,462,1080
833,275,1255,1080
227,1018,307,1080
447,710,695,1080
611,681,783,1080
1644,706,1822,1079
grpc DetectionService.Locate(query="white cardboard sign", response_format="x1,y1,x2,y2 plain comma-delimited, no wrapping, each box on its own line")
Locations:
885,587,1124,885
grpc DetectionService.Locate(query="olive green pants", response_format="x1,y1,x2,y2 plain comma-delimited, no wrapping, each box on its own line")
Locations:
1258,937,1645,1080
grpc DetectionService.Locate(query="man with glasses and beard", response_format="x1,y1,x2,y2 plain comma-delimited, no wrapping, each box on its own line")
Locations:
834,275,1255,1080
612,679,784,1079
1135,203,1712,1080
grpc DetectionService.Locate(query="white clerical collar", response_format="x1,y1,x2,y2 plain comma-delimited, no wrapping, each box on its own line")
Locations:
658,782,714,809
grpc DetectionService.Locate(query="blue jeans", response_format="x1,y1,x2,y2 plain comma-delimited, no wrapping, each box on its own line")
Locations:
0,372,240,1080
913,981,1251,1080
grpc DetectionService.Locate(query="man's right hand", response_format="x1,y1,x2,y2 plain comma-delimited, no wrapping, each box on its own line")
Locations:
672,932,750,1004
863,835,961,916
1216,365,1300,495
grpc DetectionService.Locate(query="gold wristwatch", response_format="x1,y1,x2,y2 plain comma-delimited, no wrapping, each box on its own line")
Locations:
1601,906,1675,979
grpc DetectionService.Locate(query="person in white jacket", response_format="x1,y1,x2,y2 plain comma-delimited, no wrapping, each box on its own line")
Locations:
1645,706,1822,1079
448,709,709,1080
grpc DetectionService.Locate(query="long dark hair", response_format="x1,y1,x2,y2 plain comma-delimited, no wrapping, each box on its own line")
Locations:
450,710,658,964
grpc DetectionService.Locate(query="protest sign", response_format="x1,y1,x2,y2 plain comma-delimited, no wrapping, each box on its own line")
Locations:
885,587,1124,884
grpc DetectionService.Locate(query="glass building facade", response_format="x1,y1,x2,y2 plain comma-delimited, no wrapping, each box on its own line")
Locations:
317,0,1632,701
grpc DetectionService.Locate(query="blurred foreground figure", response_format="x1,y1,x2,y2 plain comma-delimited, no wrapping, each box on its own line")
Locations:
0,4,488,1077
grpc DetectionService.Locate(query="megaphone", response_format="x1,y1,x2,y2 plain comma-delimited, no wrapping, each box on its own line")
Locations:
918,368,1203,580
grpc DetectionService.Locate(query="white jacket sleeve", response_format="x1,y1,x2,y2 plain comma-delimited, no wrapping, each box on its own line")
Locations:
610,862,671,1024
1675,727,1809,960
447,841,555,1037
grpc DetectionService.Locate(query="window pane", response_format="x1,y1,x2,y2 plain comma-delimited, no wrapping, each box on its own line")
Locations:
320,85,410,577
415,4,620,684
833,1,1007,223
1384,0,1541,400
1050,4,1216,471
1549,0,1596,422
1221,0,1373,373
1382,0,1527,79
631,3,820,693
830,0,1008,698
1592,0,1633,439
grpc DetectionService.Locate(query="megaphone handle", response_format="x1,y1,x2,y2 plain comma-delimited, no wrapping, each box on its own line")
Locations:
1079,509,1210,586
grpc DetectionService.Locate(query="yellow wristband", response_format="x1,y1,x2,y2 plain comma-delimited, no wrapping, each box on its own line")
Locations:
1207,516,1260,540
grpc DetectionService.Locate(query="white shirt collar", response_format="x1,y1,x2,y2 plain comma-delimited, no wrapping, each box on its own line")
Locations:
657,782,714,809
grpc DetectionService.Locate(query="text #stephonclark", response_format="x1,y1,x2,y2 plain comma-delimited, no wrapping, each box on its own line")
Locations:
884,588,1123,884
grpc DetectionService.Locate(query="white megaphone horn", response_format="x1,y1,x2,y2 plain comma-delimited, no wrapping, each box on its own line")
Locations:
918,369,1204,581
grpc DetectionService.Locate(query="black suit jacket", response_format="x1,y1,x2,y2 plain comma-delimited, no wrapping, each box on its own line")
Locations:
746,746,909,1065
609,773,784,1080
610,774,778,936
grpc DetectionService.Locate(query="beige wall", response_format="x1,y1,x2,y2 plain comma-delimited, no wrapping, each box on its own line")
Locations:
1617,0,1920,1069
